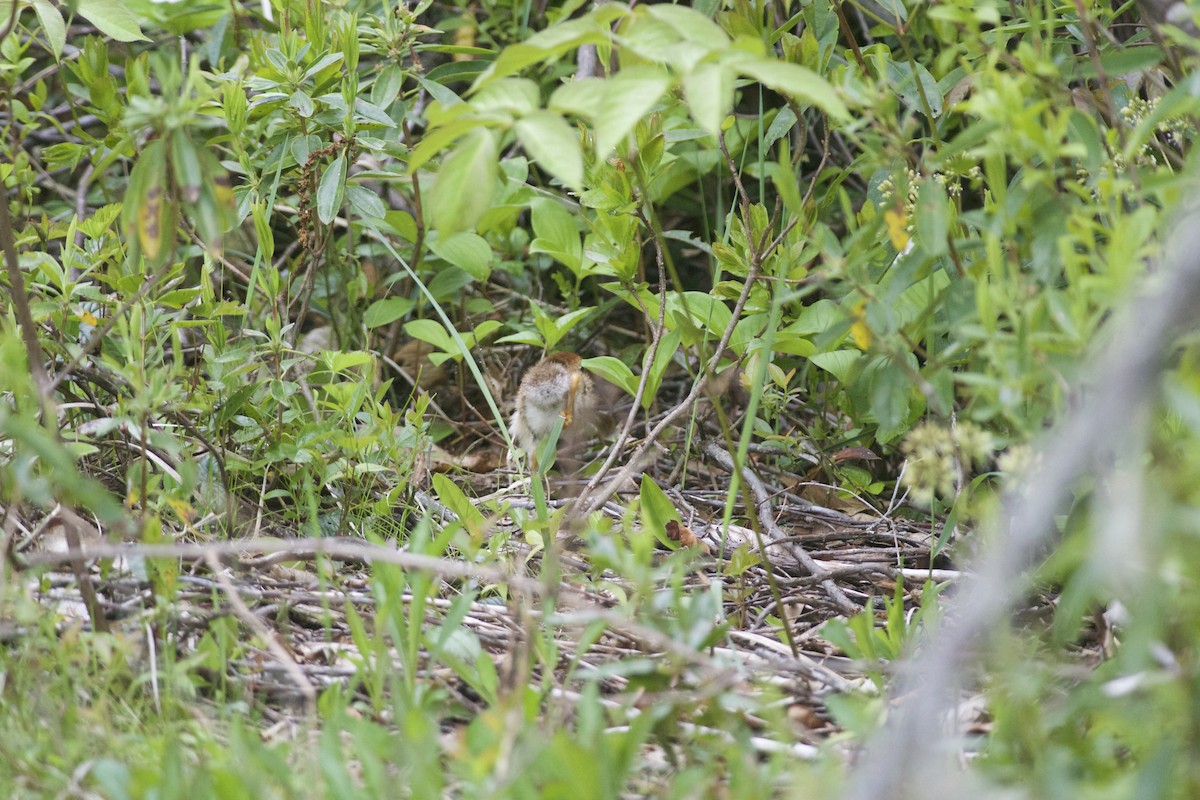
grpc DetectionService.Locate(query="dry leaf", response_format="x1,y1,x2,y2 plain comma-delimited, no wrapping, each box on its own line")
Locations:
831,447,880,463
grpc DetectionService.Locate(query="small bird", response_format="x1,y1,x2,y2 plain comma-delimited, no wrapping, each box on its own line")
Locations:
511,352,596,463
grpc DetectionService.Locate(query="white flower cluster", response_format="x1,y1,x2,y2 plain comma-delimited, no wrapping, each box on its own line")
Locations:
900,420,994,506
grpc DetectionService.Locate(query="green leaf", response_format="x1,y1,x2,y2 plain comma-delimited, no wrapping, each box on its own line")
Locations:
74,0,149,42
404,319,455,353
415,75,462,108
304,53,344,80
426,60,490,85
496,330,546,347
667,291,731,341
251,201,274,262
157,288,201,309
643,4,728,48
916,179,949,256
432,474,487,538
363,297,416,328
122,139,171,264
763,106,797,151
893,269,950,327
427,267,475,300
288,90,314,118
868,357,911,443
354,98,398,128
682,63,732,137
31,0,66,57
595,69,672,158
316,153,347,225
385,210,419,242
886,58,942,118
639,475,678,548
877,0,908,23
787,300,841,336
551,67,673,159
418,44,497,56
1092,46,1163,80
429,232,493,280
428,128,498,237
580,356,638,397
346,184,386,220
772,334,815,357
737,58,848,120
548,78,608,119
811,350,862,383
77,203,121,239
469,77,540,116
643,330,681,409
529,197,582,271
169,132,202,204
408,118,481,173
327,351,373,372
533,306,593,349
515,111,584,191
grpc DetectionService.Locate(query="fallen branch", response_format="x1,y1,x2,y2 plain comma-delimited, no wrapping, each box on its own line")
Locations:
702,440,858,615
204,551,316,711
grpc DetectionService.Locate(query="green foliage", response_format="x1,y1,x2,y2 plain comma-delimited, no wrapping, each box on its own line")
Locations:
825,579,942,689
4,0,1200,796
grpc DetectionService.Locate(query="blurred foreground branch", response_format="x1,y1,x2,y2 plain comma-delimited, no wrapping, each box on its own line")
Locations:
844,207,1200,799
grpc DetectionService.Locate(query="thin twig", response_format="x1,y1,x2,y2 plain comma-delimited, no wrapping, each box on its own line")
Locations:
0,158,52,412
46,507,110,633
25,536,551,595
574,209,670,504
25,534,773,686
204,551,316,711
719,130,753,219
0,0,19,44
580,218,799,515
702,440,857,615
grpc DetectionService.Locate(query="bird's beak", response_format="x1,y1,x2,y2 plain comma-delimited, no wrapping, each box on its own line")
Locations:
563,370,581,428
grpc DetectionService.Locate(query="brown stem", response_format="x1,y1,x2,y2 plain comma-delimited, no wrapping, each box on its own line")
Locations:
0,171,52,415
832,1,868,70
0,1,19,44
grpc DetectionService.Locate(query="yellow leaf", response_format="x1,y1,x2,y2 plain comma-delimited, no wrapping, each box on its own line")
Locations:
212,171,235,213
884,206,910,251
166,497,194,523
138,181,163,260
452,18,476,61
851,299,871,350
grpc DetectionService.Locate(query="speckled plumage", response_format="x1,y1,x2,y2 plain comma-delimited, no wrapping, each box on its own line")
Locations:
511,352,595,456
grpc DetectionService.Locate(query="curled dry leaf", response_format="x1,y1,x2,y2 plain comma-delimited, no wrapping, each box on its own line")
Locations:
831,447,880,463
429,445,500,474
